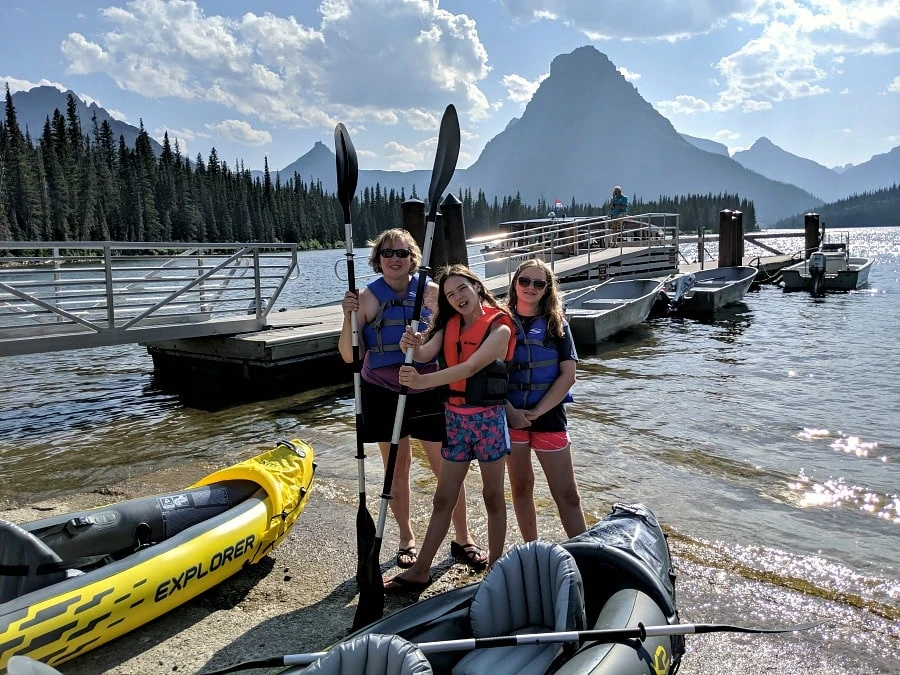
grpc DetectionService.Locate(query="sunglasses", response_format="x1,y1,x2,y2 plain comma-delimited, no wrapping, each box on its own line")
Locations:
516,276,547,290
380,248,411,259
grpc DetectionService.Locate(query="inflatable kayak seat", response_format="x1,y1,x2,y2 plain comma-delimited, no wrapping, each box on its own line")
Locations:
303,633,432,675
0,518,69,604
452,540,586,675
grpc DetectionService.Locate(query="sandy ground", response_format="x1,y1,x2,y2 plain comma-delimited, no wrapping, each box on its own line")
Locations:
2,458,896,675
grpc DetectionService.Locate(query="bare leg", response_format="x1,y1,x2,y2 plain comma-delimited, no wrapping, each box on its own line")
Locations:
421,440,474,546
506,440,538,542
388,459,471,585
478,457,508,567
536,445,587,538
378,439,415,554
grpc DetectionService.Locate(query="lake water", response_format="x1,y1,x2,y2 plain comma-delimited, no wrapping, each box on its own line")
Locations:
1,228,897,663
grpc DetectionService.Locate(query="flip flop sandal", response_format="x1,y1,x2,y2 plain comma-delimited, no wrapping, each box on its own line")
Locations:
396,546,418,569
384,574,433,594
450,541,488,570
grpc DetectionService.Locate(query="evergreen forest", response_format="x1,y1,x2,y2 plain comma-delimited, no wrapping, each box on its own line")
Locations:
1,89,760,250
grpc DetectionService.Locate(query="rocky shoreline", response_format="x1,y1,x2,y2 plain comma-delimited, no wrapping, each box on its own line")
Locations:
1,458,894,675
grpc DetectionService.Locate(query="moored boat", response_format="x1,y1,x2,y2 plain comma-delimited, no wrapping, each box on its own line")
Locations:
288,503,684,675
563,278,665,345
0,439,315,670
780,231,873,294
665,266,756,317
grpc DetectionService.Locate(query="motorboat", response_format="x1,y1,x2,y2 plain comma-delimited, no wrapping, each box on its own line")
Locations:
780,232,873,294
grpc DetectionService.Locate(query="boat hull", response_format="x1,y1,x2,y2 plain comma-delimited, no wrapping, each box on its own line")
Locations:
564,279,664,345
0,439,315,669
671,266,756,317
308,503,683,675
781,257,873,292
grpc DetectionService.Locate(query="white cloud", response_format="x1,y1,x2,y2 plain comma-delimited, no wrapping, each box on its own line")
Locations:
205,120,273,146
404,109,439,131
887,76,900,93
57,0,492,135
500,1,899,117
713,129,741,143
501,72,547,104
106,108,129,122
617,66,641,82
1,76,68,94
656,95,712,115
497,0,756,40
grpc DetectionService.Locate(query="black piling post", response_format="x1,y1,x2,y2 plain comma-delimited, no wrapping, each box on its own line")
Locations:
401,198,426,253
804,213,820,259
440,193,468,268
718,210,733,268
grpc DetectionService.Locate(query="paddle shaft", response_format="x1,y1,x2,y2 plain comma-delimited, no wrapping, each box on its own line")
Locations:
373,104,459,550
275,621,822,667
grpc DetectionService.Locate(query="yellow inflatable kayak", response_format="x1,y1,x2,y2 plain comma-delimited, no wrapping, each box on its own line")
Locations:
0,439,315,669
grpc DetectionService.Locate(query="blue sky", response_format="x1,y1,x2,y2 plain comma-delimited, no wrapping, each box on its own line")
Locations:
2,0,898,173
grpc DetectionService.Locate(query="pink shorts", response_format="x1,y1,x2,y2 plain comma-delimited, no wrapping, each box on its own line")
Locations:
508,429,570,452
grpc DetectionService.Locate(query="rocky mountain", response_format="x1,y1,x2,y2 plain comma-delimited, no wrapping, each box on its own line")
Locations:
681,133,730,157
460,46,820,225
732,137,847,203
9,85,163,155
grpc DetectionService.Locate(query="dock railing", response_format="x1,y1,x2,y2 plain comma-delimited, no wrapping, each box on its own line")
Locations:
0,242,298,355
468,212,680,279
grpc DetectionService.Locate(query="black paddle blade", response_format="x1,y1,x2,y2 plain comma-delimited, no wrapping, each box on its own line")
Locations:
334,123,358,224
353,502,383,629
426,104,460,223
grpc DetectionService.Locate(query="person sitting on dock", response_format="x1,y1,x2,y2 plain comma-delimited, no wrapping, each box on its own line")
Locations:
505,260,586,542
339,229,487,572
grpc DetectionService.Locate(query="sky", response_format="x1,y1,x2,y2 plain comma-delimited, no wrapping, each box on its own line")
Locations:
2,0,898,173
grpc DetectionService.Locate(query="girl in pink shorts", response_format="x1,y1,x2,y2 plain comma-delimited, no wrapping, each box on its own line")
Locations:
505,260,587,542
386,265,516,591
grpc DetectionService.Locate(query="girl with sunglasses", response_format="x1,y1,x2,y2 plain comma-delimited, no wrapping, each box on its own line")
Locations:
339,230,486,572
505,259,586,541
385,265,516,590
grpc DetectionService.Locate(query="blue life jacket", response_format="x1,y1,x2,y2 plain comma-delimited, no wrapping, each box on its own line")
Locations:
362,275,432,369
507,315,573,409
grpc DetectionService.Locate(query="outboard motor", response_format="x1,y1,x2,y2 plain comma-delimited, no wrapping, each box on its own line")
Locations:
671,273,695,305
808,251,827,296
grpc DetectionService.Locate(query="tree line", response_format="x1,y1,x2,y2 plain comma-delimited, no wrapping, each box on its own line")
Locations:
2,87,757,251
772,184,900,230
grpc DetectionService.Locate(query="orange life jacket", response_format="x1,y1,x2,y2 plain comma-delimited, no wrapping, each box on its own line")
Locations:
442,308,516,406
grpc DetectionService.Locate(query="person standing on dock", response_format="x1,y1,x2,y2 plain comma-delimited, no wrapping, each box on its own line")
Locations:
339,229,487,572
385,265,516,590
505,260,586,541
609,186,628,244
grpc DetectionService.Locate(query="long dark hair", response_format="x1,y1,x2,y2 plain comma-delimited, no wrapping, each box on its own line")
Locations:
426,264,511,340
506,259,565,338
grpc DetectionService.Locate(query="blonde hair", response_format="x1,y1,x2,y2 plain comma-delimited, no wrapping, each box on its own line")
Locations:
506,259,566,338
367,228,421,275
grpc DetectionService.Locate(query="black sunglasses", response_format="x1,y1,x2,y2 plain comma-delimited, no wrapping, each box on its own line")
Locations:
380,248,411,259
517,276,547,290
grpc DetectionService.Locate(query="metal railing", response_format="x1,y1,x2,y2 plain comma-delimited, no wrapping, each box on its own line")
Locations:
0,242,298,355
469,212,680,280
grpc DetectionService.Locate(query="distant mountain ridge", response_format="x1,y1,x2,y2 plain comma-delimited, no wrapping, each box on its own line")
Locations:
680,133,730,157
9,86,163,155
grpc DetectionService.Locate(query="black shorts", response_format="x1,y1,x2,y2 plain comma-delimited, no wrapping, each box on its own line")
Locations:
360,378,446,444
